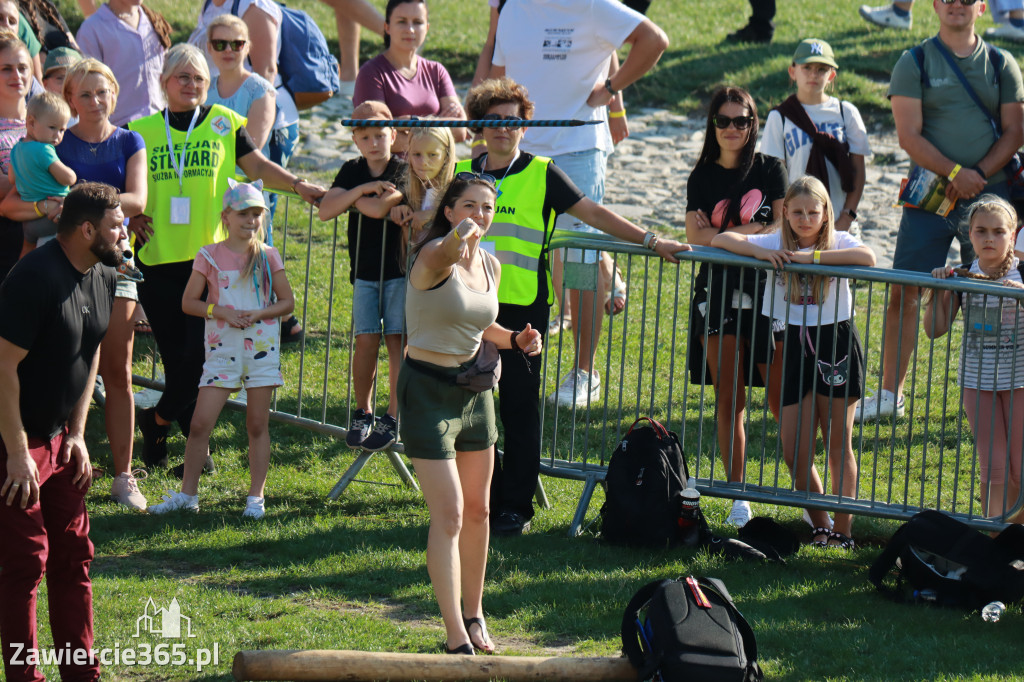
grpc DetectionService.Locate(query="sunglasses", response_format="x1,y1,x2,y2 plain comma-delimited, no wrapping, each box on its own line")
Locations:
481,113,524,129
210,39,247,52
455,171,497,184
712,114,754,130
938,0,980,4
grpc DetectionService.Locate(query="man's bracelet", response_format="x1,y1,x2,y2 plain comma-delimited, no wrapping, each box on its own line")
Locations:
948,163,962,182
973,165,987,181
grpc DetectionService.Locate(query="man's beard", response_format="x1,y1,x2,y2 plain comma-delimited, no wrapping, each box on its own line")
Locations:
90,234,124,268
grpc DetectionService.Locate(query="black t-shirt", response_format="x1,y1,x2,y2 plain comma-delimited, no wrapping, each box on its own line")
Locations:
686,153,787,323
469,152,584,305
166,106,257,158
686,153,787,226
0,240,116,439
332,156,407,283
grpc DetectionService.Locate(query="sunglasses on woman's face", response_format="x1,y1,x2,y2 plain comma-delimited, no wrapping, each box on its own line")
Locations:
712,114,754,130
481,113,524,130
210,39,247,52
455,171,497,184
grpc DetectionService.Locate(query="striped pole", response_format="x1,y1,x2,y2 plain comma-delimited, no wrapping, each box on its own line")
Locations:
339,119,602,128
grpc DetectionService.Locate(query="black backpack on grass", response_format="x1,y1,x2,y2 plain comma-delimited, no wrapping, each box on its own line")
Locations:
869,509,1024,609
622,576,763,682
600,417,689,547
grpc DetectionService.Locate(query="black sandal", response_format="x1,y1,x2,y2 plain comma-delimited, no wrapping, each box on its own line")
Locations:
810,527,832,548
463,616,494,654
827,530,856,550
443,642,474,655
281,315,304,344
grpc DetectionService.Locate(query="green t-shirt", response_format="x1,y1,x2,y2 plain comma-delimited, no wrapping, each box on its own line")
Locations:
888,35,1024,182
18,13,40,58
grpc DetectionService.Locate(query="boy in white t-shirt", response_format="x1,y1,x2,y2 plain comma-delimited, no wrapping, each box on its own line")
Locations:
760,39,871,234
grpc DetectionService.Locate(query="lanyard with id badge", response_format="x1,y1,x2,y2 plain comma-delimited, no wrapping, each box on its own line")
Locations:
165,108,201,225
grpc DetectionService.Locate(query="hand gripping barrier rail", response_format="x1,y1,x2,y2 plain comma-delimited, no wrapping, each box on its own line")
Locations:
132,195,1023,536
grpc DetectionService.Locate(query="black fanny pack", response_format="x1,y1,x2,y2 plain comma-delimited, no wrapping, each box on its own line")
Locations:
408,341,502,393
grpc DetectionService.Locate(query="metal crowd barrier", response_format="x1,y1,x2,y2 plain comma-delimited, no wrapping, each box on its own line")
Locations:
132,197,1023,536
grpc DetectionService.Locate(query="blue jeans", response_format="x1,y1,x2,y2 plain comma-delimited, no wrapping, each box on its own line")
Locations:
265,122,299,246
892,182,1010,271
551,148,608,264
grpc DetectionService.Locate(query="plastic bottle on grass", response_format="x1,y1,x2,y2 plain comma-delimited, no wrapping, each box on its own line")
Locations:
676,478,702,546
982,601,1005,622
913,589,938,603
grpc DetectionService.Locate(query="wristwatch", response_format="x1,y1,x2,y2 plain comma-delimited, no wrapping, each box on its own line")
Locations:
604,78,617,96
843,208,858,220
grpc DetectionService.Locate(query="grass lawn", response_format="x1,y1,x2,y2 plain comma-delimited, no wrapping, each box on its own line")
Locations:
27,1,1024,681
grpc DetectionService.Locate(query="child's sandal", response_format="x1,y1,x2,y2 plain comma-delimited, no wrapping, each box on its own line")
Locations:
827,530,856,550
810,527,832,547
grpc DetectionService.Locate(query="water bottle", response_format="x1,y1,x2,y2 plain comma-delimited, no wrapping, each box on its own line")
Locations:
913,589,938,603
982,601,1006,622
677,478,702,546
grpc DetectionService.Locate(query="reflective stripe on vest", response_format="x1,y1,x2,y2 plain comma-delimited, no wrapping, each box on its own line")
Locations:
129,105,245,265
455,156,554,306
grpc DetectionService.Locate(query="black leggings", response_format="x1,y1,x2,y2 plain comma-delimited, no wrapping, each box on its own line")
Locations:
490,298,549,520
137,259,206,432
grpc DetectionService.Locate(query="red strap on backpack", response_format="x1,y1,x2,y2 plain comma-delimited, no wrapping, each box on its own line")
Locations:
626,416,670,440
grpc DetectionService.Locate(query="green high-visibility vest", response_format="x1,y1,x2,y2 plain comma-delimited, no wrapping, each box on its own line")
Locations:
129,105,245,265
455,156,555,306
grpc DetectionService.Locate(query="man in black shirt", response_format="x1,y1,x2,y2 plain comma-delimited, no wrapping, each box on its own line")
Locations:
0,182,124,682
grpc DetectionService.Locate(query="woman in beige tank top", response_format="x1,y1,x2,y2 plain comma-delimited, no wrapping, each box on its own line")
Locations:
401,175,541,655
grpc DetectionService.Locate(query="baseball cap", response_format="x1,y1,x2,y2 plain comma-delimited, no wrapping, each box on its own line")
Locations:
792,39,838,69
43,47,82,76
223,178,267,211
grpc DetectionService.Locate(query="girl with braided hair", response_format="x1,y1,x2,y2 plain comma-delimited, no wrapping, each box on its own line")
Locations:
926,195,1024,522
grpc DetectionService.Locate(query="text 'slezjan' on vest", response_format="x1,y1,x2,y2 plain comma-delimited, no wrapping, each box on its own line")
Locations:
129,104,245,266
455,156,556,306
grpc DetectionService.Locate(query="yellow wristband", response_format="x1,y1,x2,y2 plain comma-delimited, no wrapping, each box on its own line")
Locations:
609,109,626,119
948,163,962,182
471,139,487,148
207,303,215,319
813,250,821,264
33,201,43,217
450,227,461,243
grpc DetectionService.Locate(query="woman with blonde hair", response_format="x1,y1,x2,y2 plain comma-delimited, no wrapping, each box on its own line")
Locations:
127,43,323,476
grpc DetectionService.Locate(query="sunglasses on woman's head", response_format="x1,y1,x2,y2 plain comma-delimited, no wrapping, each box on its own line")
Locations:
481,113,524,129
712,114,754,130
455,171,497,185
210,39,247,52
938,0,980,4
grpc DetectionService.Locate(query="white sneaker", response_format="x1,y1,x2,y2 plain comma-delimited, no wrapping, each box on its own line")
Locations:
985,23,1024,43
133,372,165,409
726,499,752,528
859,4,912,29
110,471,148,511
854,389,906,423
548,315,571,336
550,368,601,407
242,496,265,519
802,509,833,530
147,490,199,514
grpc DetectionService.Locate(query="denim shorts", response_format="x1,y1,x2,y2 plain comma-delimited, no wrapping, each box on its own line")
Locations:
893,183,1009,272
552,148,608,264
353,277,406,336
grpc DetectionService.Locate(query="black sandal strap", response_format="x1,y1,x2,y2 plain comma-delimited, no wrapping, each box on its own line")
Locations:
828,530,856,549
444,642,475,655
463,616,492,653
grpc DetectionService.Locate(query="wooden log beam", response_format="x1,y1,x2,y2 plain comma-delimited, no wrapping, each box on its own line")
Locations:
232,649,641,682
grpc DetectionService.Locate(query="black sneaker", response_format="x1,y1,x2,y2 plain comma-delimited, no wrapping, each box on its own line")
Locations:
725,22,773,43
170,454,217,480
138,407,169,469
491,511,531,536
361,413,398,452
346,409,374,449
